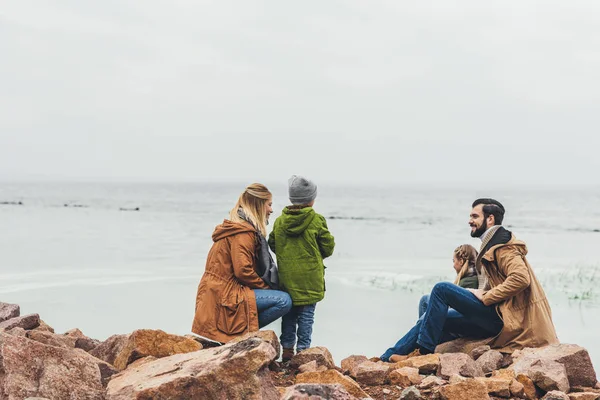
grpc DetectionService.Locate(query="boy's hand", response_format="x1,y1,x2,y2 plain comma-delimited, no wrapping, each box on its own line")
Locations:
467,288,484,301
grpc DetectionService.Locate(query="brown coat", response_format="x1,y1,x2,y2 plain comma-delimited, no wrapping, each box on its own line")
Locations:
481,235,559,351
191,220,269,343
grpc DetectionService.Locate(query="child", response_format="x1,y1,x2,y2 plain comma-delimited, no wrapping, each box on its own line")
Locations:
417,244,479,318
268,175,335,362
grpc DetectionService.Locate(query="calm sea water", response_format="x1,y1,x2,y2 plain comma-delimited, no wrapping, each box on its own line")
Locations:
1,182,599,367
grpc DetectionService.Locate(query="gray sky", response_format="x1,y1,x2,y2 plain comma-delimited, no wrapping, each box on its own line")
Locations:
1,1,599,185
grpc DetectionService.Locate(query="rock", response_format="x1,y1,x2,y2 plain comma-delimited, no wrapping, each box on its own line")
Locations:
510,379,526,398
112,329,202,370
26,330,77,348
382,388,391,394
449,375,467,384
438,378,490,400
0,314,40,331
228,329,280,359
437,353,484,379
281,384,358,399
341,355,368,376
89,334,129,366
510,344,598,388
296,369,369,399
568,393,600,400
6,327,27,337
400,386,422,400
389,367,422,387
542,391,569,400
107,336,279,400
299,360,318,373
528,359,570,393
419,375,446,389
75,336,101,352
354,360,389,385
500,353,514,369
476,377,511,397
394,353,440,374
0,302,20,322
476,350,504,374
290,347,336,370
33,320,55,333
435,337,491,355
0,332,117,399
492,368,516,380
516,373,539,400
471,345,492,360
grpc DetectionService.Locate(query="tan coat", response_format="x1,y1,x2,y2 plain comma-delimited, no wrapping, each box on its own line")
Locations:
481,235,559,351
191,220,269,343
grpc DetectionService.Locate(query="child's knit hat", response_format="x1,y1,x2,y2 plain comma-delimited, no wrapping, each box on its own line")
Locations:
288,175,317,205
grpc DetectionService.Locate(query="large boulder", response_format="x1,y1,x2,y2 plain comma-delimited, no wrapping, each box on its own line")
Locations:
438,378,490,400
290,347,336,370
0,332,117,399
106,336,279,399
112,329,202,370
229,330,280,359
354,361,389,385
341,355,368,376
0,302,20,323
437,353,484,379
25,330,77,349
0,314,40,331
511,344,598,388
89,334,129,366
295,369,370,399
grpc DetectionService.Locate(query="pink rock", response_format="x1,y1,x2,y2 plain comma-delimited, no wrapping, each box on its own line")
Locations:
542,391,569,400
528,359,570,393
106,336,279,400
0,314,40,331
438,378,490,400
281,384,357,399
89,334,129,366
290,347,336,370
471,345,492,360
340,355,368,376
389,367,422,387
437,353,484,379
0,302,20,322
475,350,504,374
355,361,389,385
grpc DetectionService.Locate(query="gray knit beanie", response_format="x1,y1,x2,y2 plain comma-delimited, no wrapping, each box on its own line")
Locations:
288,175,317,205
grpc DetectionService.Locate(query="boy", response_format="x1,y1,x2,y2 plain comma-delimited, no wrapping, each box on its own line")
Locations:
268,175,335,362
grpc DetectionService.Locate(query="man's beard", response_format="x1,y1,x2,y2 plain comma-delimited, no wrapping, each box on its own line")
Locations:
470,219,488,238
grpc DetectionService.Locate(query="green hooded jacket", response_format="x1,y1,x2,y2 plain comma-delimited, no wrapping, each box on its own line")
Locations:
268,206,335,306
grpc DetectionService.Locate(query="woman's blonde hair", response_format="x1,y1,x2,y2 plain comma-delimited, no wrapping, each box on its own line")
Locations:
229,183,272,236
453,244,478,285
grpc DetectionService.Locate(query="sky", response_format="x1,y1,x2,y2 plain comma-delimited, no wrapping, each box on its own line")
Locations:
1,1,599,186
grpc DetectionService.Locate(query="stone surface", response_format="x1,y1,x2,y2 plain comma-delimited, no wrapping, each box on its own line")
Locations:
112,329,203,370
341,355,368,376
394,353,440,374
355,360,389,385
516,373,539,400
0,332,117,399
510,379,526,398
299,360,319,373
419,375,446,389
228,329,280,359
389,367,422,387
476,377,511,398
26,330,77,349
511,344,598,388
296,369,369,399
542,391,569,400
89,334,129,366
438,378,490,400
281,384,358,400
33,320,54,333
471,345,492,360
568,393,600,400
435,337,491,355
476,350,504,374
0,302,20,323
528,359,570,393
437,353,484,379
0,314,40,331
6,327,27,337
290,346,336,370
400,386,422,400
107,336,279,400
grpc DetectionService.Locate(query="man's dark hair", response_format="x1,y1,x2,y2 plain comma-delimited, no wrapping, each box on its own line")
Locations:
472,198,505,225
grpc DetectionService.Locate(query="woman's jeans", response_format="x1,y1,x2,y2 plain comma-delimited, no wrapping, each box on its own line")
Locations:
280,304,317,351
418,294,429,319
381,282,503,362
253,289,293,328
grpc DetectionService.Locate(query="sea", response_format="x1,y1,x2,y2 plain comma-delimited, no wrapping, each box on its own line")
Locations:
1,181,599,368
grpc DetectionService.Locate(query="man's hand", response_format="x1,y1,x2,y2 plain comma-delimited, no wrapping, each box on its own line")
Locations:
467,288,484,301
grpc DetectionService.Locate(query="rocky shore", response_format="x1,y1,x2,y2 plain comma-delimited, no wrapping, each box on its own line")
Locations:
1,302,598,400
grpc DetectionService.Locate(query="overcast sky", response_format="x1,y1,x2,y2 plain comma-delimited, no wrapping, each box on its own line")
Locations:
1,1,599,185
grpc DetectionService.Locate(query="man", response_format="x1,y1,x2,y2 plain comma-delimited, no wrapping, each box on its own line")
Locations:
380,198,557,362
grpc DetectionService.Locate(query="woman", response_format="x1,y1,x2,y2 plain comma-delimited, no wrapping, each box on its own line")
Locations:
191,183,292,343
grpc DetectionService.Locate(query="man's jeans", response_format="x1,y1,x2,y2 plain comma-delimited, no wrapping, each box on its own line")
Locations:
280,304,317,351
253,289,293,328
381,282,503,361
418,294,429,319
